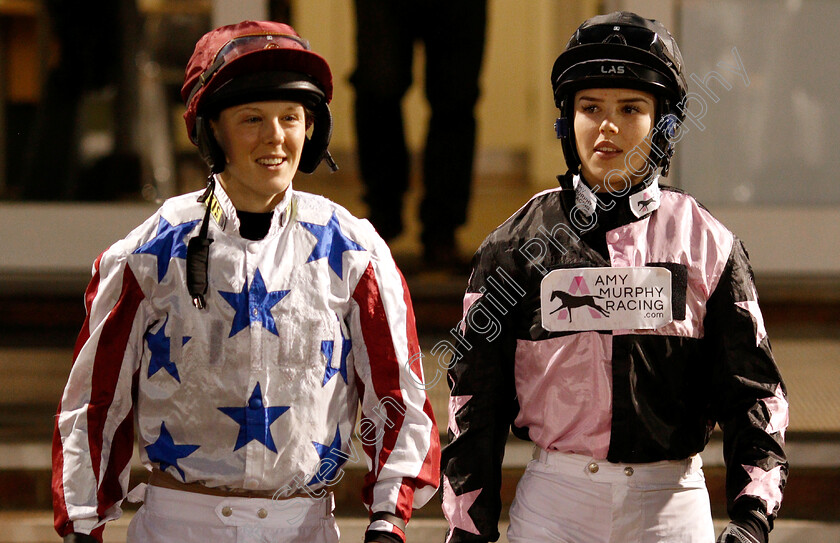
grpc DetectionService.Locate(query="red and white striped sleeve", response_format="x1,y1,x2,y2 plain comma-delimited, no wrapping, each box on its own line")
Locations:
52,249,149,541
350,253,440,531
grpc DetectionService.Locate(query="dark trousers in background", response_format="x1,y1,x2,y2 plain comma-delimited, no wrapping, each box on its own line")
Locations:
351,0,487,254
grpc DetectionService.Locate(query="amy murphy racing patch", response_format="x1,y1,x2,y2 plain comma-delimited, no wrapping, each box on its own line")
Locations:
540,267,673,332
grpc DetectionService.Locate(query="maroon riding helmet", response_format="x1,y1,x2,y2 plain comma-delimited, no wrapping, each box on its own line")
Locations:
181,20,335,173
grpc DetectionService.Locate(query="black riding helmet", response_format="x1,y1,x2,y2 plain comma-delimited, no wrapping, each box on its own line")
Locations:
551,12,688,176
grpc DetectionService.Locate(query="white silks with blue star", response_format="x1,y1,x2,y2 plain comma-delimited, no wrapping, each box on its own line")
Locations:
53,181,440,536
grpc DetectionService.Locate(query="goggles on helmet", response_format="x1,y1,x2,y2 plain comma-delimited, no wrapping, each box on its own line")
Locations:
569,22,682,74
185,33,311,110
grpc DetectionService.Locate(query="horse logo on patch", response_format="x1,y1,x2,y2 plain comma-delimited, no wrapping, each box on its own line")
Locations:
548,276,609,322
629,181,662,218
637,196,656,212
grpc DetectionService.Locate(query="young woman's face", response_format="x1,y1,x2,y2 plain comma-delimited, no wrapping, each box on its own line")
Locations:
574,88,657,192
211,100,307,212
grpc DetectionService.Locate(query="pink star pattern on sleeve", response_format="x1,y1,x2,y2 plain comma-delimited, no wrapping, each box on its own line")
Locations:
460,293,482,334
760,384,788,440
735,299,767,347
442,475,481,542
447,395,472,438
736,463,784,514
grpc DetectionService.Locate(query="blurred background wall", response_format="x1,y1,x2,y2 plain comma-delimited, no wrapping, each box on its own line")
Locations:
1,0,838,290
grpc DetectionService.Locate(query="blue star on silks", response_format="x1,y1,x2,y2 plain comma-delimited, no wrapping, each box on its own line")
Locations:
133,217,201,282
145,317,191,382
144,421,200,481
308,425,348,486
218,382,290,453
219,269,290,338
320,330,351,387
299,212,365,280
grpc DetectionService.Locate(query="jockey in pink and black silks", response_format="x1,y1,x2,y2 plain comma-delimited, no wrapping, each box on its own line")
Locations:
441,12,787,543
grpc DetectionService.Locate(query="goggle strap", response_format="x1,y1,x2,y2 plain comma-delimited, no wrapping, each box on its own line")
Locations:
187,33,312,112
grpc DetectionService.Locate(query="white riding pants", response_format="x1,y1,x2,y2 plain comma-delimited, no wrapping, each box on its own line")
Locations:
126,484,340,543
507,449,715,543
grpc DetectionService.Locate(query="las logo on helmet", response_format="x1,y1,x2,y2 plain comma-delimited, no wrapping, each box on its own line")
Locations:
601,63,625,74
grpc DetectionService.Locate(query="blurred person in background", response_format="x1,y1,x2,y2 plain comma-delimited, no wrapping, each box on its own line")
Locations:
351,0,487,272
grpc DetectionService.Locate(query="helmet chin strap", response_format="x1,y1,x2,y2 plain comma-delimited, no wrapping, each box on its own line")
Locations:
186,175,217,309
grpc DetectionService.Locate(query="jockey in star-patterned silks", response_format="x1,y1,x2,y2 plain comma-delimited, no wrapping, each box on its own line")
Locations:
53,180,439,542
52,20,439,543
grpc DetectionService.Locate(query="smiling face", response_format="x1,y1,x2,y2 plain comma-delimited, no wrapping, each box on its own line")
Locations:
211,100,307,212
573,88,657,192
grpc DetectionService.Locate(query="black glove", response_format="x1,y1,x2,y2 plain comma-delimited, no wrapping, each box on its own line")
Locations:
364,530,403,543
716,517,768,543
63,534,99,543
